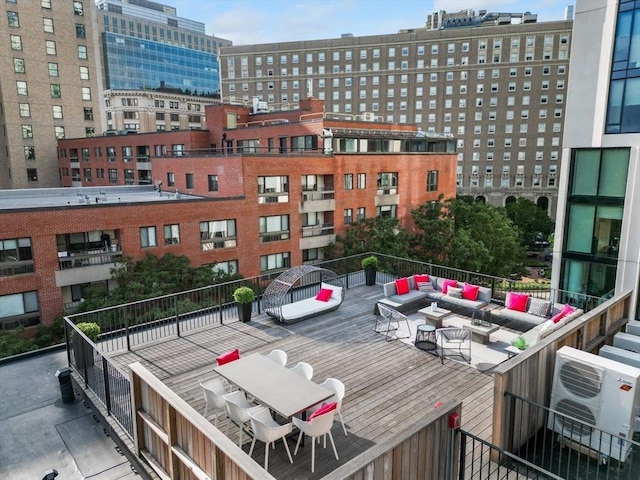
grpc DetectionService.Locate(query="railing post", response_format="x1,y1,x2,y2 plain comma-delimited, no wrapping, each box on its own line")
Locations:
457,430,466,480
174,295,181,337
125,308,131,351
102,356,112,416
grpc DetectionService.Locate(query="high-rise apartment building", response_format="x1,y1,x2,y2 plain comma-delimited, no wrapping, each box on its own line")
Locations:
0,0,102,188
219,13,572,218
554,0,640,319
96,0,229,134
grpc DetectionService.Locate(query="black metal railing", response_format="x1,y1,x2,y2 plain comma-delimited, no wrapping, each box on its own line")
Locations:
458,429,562,479
505,392,640,479
58,250,122,270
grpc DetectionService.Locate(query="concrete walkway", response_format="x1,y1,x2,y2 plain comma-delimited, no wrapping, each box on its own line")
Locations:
0,349,140,480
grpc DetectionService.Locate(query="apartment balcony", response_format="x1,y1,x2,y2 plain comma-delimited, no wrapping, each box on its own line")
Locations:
55,249,122,287
70,160,80,169
375,189,399,207
298,189,335,213
299,223,336,250
0,260,35,277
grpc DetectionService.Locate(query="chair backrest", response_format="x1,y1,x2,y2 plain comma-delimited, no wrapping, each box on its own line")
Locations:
223,390,252,422
439,328,471,343
290,361,313,380
265,349,287,366
296,402,337,436
200,379,226,409
248,406,276,442
377,302,406,321
320,378,345,408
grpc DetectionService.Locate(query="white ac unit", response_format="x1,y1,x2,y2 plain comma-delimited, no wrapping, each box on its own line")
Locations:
548,346,640,462
362,112,375,121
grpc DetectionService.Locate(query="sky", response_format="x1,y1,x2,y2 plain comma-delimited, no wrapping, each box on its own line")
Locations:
170,0,572,45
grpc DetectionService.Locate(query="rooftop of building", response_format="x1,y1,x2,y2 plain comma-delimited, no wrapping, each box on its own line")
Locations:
0,186,201,211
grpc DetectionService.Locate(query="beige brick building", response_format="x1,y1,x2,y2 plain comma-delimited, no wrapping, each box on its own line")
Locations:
219,16,572,218
0,0,103,188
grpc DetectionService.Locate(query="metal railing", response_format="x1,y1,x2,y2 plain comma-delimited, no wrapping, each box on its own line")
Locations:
504,392,640,479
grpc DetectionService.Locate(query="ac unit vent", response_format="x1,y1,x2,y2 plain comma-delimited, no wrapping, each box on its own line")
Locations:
559,360,602,398
553,398,596,437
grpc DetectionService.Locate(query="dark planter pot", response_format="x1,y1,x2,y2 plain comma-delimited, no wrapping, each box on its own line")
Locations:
365,267,377,286
73,337,95,369
237,302,252,322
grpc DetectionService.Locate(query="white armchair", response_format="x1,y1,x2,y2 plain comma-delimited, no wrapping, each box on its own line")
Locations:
223,390,260,447
436,327,471,365
292,403,339,473
248,406,293,471
265,349,288,366
318,378,347,436
200,379,227,427
289,361,313,380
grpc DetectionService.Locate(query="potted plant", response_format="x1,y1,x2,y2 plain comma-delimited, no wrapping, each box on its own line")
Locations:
511,335,528,351
362,255,379,286
233,286,255,323
73,322,101,368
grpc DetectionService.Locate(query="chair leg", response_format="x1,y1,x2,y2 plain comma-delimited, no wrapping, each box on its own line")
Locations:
203,405,209,417
264,442,269,471
327,431,339,461
282,437,293,464
338,411,348,435
238,422,243,448
249,437,257,456
311,436,316,473
294,431,304,456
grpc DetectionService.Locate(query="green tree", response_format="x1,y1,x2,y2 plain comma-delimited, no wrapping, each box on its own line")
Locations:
505,197,554,249
324,217,413,259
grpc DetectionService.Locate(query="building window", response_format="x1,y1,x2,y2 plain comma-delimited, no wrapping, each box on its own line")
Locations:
344,173,353,190
81,87,91,100
167,172,175,187
7,11,19,27
83,107,93,121
50,84,60,98
52,105,63,119
73,1,84,16
19,103,30,117
186,173,194,190
377,172,398,194
357,173,366,189
54,126,65,139
0,291,39,329
42,0,52,8
140,227,157,248
21,125,33,139
427,170,439,192
164,224,180,245
0,237,33,277
260,252,290,273
45,40,56,55
344,208,353,225
259,215,289,242
75,24,86,38
208,175,218,192
79,66,89,80
200,220,237,250
10,35,22,51
77,45,87,59
258,175,288,203
26,168,38,182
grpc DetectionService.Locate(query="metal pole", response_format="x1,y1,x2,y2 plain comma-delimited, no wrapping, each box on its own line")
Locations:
102,356,112,416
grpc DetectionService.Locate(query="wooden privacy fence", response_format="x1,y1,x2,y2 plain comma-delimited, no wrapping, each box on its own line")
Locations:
491,290,633,454
129,362,462,480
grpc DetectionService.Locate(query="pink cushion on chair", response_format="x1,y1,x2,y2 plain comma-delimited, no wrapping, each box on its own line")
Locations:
506,292,529,312
441,279,458,295
395,277,410,295
462,283,480,301
316,288,333,302
216,348,240,366
309,401,337,420
413,274,430,290
560,304,576,316
550,312,565,324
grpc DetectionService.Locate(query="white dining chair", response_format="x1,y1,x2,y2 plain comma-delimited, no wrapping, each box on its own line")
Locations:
223,390,260,447
318,378,348,436
289,361,313,380
248,406,293,471
200,379,227,427
265,349,287,367
293,402,339,473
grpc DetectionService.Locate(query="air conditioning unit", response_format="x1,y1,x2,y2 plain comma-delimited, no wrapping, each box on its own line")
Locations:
362,112,375,121
548,346,640,463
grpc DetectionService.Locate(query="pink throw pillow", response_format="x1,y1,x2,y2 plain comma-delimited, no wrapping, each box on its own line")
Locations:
216,348,240,366
441,279,458,295
551,312,565,324
506,292,529,312
414,274,430,290
462,283,480,301
395,277,410,295
315,288,333,302
309,401,337,420
560,304,576,316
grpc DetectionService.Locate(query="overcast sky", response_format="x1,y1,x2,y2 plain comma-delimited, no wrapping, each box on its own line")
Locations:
168,0,573,45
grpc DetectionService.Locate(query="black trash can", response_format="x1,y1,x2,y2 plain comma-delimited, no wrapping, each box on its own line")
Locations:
55,367,74,403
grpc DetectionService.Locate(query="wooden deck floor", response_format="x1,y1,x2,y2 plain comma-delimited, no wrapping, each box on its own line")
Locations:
109,284,496,479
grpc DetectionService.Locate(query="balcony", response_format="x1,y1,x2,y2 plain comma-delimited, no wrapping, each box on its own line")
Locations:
55,249,122,287
300,223,335,249
298,189,335,213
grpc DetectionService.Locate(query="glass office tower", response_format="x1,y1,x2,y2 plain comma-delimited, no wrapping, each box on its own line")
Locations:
103,32,220,95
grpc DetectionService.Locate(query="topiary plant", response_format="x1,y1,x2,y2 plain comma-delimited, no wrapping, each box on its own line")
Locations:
233,286,255,304
76,322,101,342
361,255,379,270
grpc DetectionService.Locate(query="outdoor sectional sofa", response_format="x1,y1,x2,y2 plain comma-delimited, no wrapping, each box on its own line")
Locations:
279,282,343,322
379,275,491,314
493,292,584,331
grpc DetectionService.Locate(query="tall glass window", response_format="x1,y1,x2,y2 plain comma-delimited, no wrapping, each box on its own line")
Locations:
560,148,629,298
606,0,640,133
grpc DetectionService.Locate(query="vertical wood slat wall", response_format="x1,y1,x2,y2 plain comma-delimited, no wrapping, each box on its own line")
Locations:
129,361,462,479
492,291,633,454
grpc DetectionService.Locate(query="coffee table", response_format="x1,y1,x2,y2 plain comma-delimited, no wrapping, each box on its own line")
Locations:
418,306,451,328
464,323,500,344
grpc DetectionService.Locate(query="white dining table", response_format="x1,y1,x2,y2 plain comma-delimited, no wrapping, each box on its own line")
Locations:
214,353,333,419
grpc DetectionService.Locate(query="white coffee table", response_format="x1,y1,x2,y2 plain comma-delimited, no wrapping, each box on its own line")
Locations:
418,306,451,328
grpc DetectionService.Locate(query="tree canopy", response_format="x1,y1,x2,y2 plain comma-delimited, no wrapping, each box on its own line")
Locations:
504,197,554,249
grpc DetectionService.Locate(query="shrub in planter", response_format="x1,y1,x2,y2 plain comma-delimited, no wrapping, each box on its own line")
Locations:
233,287,255,322
73,322,101,369
362,255,379,286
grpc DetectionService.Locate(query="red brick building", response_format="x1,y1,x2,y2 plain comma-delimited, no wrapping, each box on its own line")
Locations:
0,100,456,329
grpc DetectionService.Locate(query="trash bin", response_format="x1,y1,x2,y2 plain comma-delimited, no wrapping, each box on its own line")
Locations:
55,367,74,403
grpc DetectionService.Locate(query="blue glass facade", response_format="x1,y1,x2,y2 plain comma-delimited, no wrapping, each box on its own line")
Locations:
103,32,220,95
606,0,640,133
